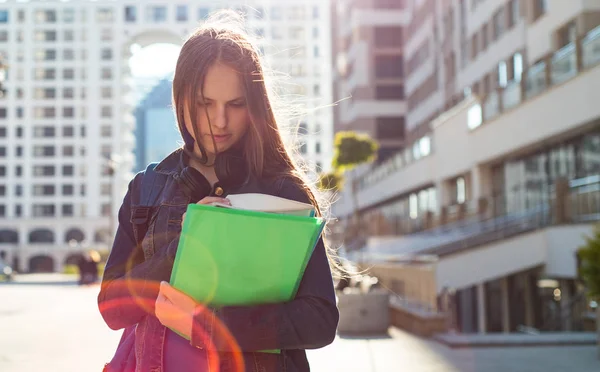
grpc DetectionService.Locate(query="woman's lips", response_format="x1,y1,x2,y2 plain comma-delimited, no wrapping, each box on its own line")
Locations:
209,134,231,143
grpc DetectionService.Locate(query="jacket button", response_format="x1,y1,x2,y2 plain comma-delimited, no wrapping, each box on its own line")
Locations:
214,187,224,196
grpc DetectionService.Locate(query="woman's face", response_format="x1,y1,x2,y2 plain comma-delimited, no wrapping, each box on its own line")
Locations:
183,63,250,157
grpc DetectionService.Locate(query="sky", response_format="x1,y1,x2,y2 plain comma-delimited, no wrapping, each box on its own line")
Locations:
128,43,181,78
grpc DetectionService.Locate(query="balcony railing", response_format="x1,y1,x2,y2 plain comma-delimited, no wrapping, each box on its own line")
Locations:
526,60,547,99
582,26,600,68
569,175,600,223
348,25,600,205
483,90,500,121
551,42,577,85
502,80,521,110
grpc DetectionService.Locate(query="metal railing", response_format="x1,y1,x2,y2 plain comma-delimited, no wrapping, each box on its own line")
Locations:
502,80,522,110
526,60,547,99
569,175,600,223
551,42,577,85
582,25,600,68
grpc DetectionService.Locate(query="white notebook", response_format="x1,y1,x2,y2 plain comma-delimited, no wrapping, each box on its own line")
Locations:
211,193,315,217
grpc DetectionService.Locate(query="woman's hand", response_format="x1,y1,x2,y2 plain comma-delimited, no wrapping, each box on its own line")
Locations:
155,281,198,339
181,197,231,228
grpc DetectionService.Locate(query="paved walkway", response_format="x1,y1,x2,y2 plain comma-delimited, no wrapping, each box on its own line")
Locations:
1,274,598,372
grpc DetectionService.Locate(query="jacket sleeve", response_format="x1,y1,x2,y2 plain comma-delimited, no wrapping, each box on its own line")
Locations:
190,180,339,351
97,174,180,330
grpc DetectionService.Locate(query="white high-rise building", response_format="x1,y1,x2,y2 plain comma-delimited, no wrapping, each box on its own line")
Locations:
0,0,333,272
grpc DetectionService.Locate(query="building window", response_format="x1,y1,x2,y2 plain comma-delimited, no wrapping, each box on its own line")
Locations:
498,61,508,88
375,55,403,78
198,7,210,20
101,68,112,80
63,185,74,196
101,106,112,118
300,142,307,154
34,30,57,41
63,68,75,80
0,185,5,196
0,147,5,157
33,166,55,177
0,108,6,118
376,117,405,140
376,85,405,99
34,126,55,138
513,53,523,82
374,0,407,8
63,49,75,60
33,184,55,196
101,29,112,41
456,177,467,204
35,10,57,23
34,68,56,80
101,48,112,60
63,8,75,23
63,146,74,157
101,125,112,137
15,185,22,196
147,6,167,22
63,126,74,137
97,8,114,23
33,146,55,157
176,5,188,21
35,49,56,61
62,204,74,217
0,127,5,137
33,204,55,217
35,87,55,99
34,107,56,118
374,27,403,48
467,103,483,130
0,10,8,23
493,9,505,40
508,0,520,27
125,6,137,22
63,30,74,42
15,205,22,217
15,146,22,157
315,142,321,154
14,166,21,177
313,46,320,58
101,87,112,99
62,165,74,176
101,184,112,196
101,203,112,217
63,87,74,99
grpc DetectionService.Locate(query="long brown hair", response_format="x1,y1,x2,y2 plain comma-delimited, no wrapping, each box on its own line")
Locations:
171,11,341,273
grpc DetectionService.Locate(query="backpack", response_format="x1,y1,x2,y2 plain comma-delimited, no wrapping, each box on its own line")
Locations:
103,162,168,372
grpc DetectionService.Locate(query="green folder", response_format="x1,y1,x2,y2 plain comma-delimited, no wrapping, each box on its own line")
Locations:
169,203,325,350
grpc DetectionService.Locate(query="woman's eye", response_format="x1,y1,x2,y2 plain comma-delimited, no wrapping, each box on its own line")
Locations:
229,102,246,108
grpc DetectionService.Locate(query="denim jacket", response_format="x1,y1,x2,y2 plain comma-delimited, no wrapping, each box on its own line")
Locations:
98,149,339,372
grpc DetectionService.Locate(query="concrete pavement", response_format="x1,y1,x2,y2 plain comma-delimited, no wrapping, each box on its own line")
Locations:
1,274,598,372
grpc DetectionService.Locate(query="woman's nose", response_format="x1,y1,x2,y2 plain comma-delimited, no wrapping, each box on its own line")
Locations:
213,106,227,129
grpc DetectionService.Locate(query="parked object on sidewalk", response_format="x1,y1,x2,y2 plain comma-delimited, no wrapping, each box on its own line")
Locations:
0,257,13,281
78,250,100,285
337,288,390,334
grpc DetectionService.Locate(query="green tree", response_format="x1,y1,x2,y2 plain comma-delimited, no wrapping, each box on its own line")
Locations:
332,131,379,171
318,171,343,191
578,224,600,300
321,131,378,251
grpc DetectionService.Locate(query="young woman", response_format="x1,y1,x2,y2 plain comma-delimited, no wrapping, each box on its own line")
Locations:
98,13,339,372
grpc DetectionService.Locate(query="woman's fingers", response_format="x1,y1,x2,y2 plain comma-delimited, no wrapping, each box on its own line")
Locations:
197,197,231,206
